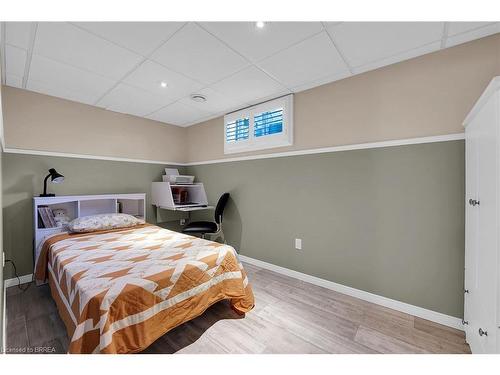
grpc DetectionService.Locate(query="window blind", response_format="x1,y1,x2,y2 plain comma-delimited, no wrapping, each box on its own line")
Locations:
254,109,283,137
225,118,249,143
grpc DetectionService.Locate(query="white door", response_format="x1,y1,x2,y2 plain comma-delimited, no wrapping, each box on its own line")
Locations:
465,115,480,351
465,92,499,353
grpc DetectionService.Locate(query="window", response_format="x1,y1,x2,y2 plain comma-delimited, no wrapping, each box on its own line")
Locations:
224,95,293,154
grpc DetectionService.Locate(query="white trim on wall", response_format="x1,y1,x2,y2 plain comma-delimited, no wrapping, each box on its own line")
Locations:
3,147,185,166
3,133,465,167
239,255,464,331
189,133,465,166
4,274,33,288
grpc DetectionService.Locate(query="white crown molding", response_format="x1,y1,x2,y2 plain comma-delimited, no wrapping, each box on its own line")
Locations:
3,147,185,166
239,255,463,331
185,133,465,166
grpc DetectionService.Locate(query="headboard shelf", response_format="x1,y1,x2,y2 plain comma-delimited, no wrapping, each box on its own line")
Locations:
33,193,146,267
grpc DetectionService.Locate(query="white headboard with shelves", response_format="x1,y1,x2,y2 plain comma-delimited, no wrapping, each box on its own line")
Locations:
33,193,146,267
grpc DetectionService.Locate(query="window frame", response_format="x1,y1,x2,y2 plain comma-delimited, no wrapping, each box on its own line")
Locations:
223,94,293,154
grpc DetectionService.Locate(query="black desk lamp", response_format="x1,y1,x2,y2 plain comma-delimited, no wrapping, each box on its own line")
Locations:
40,168,65,197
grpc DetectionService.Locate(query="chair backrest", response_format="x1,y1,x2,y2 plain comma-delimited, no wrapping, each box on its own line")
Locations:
214,193,230,224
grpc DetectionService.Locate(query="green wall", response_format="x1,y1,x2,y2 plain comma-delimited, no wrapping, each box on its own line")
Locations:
1,153,184,279
2,141,465,317
187,140,465,317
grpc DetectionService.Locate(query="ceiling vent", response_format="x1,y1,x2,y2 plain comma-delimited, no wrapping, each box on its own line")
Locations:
191,94,207,103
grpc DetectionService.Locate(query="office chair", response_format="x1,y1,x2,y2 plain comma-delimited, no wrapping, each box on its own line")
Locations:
182,192,230,243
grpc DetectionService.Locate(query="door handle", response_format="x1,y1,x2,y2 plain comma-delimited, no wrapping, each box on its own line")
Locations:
478,328,488,337
469,199,480,206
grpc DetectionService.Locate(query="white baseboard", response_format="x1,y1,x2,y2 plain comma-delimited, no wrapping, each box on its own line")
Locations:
239,255,464,331
4,274,33,288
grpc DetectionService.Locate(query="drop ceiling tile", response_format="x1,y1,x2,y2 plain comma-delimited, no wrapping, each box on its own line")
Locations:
34,22,143,80
352,41,441,75
146,101,213,126
178,87,244,114
98,83,172,117
27,78,96,105
258,31,349,89
447,22,495,36
244,91,294,108
5,44,27,78
210,66,289,104
6,74,23,88
199,22,323,62
6,22,33,49
445,23,499,48
323,22,343,28
123,60,204,101
328,22,444,67
27,54,116,105
291,70,352,93
73,22,185,56
150,23,249,85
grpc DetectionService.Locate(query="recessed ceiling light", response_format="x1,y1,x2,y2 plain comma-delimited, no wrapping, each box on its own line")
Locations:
160,81,167,88
256,21,265,29
191,94,207,103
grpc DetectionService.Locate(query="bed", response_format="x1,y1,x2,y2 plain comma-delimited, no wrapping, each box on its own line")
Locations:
34,223,255,354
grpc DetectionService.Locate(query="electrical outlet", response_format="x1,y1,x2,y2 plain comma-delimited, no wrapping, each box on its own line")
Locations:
180,219,186,226
295,238,302,250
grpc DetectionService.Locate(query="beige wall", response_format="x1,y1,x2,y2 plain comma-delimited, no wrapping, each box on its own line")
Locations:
186,34,500,163
1,86,187,163
2,35,499,165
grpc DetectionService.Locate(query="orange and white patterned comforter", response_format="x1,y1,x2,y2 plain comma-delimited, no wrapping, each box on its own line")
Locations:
34,224,254,354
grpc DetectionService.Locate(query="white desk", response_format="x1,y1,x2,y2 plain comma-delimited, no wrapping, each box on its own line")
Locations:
154,205,214,225
152,182,208,208
172,205,214,212
152,181,216,224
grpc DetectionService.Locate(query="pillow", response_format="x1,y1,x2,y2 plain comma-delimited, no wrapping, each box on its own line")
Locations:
68,213,144,233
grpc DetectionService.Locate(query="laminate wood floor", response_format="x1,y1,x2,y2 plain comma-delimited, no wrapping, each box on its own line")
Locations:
5,262,471,354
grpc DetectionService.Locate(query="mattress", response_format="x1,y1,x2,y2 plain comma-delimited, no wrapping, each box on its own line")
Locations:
34,224,254,354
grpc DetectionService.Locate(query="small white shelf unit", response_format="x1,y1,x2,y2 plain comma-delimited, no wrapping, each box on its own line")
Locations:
33,193,146,266
151,182,211,211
